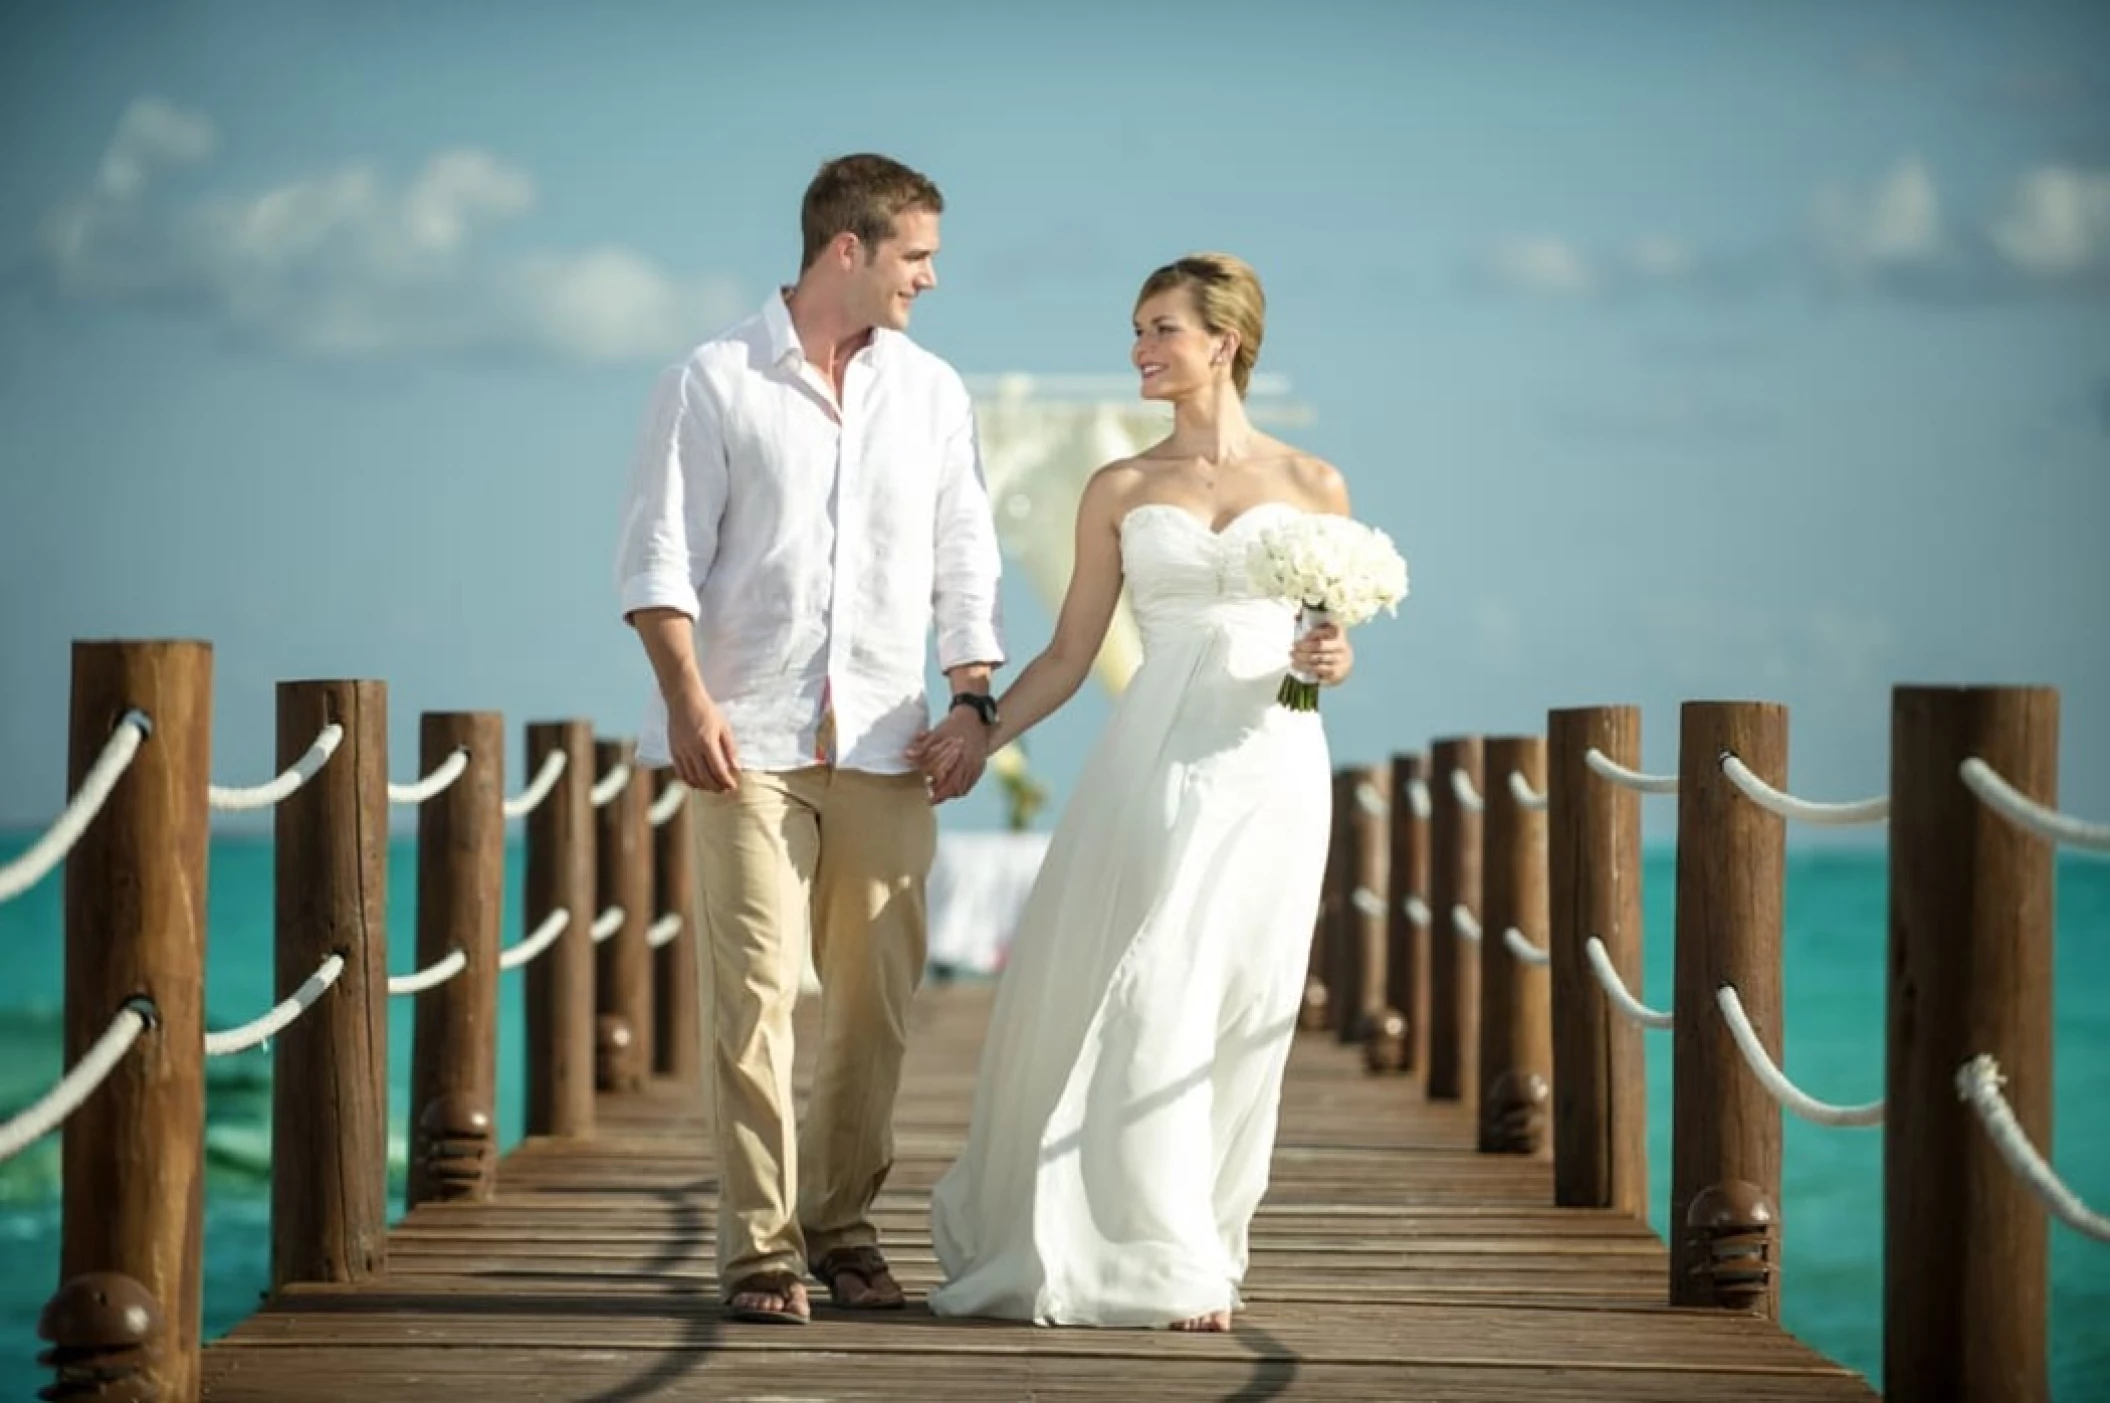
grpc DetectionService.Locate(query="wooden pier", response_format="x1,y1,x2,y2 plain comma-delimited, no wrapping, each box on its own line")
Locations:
13,642,2091,1402
198,982,1875,1402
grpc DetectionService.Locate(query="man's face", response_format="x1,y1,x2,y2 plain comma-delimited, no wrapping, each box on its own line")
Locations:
853,208,940,331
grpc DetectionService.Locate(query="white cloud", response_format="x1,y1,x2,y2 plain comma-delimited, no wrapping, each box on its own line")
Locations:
39,97,744,363
1477,154,2110,304
1808,155,2110,292
1476,232,1700,299
95,98,217,199
1624,235,1695,280
1988,165,2110,280
1808,155,1944,278
1483,237,1598,297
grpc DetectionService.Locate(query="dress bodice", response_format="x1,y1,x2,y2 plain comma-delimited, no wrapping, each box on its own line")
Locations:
1117,501,1302,664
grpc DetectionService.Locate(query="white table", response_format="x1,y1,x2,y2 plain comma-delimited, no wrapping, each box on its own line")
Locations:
791,829,1051,991
926,829,1052,974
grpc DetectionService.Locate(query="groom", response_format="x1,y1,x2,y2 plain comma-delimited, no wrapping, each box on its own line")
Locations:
613,152,1005,1323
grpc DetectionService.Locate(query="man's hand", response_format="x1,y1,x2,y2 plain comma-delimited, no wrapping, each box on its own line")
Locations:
669,692,741,792
626,609,736,790
907,706,991,803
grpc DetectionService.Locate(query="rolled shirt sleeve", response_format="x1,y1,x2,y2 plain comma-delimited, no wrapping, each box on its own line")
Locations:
930,380,1005,672
615,361,725,623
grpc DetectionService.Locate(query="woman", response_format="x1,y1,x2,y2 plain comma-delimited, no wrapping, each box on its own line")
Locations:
912,252,1356,1331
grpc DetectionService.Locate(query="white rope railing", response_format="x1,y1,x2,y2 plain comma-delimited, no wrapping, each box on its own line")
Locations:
591,906,624,943
1957,1055,2110,1243
1403,895,1431,927
1405,777,1432,821
387,949,467,996
1585,747,1678,795
1716,985,1884,1127
1584,937,1672,1028
1507,772,1547,811
498,909,571,972
0,999,153,1162
1450,768,1484,813
646,913,683,949
503,750,569,820
1452,904,1482,943
591,762,633,808
208,724,343,812
1503,926,1551,967
204,956,345,1056
1959,759,2110,853
0,711,151,905
1351,886,1386,919
389,748,469,805
1720,754,1889,826
647,779,688,826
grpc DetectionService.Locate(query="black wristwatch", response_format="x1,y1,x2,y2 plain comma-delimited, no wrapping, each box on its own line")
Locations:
950,692,999,728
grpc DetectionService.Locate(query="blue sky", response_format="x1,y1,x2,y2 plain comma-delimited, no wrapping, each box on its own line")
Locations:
0,0,2105,840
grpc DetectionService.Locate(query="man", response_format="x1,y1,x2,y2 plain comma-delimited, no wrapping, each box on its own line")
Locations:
614,153,1004,1325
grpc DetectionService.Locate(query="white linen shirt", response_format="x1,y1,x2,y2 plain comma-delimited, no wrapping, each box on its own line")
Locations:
614,291,1005,775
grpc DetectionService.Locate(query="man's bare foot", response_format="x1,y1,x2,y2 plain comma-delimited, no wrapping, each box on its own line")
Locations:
1170,1309,1232,1332
725,1270,810,1324
811,1245,908,1310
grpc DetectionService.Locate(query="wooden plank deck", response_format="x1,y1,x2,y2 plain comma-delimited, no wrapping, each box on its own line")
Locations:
200,982,1879,1401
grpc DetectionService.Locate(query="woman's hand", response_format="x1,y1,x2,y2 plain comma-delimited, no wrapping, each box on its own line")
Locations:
1292,621,1354,686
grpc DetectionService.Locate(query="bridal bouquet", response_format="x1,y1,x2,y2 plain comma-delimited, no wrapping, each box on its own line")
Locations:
1245,514,1409,711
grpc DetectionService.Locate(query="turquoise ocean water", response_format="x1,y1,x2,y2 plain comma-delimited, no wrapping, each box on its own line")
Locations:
1,834,2106,1398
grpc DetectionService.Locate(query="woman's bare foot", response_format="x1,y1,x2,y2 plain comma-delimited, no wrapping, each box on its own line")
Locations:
1170,1309,1232,1332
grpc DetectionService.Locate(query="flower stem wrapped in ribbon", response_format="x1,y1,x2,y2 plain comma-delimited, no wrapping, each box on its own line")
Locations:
1244,514,1409,711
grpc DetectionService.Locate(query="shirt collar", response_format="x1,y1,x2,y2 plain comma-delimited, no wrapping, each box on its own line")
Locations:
762,287,802,369
762,285,893,371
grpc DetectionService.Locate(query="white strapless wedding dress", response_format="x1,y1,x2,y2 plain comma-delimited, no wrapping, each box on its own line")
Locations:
927,501,1332,1327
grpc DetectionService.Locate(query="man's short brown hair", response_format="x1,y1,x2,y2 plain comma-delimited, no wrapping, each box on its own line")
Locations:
800,154,944,270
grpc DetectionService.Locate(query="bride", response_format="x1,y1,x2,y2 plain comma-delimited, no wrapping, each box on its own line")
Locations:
909,251,1356,1331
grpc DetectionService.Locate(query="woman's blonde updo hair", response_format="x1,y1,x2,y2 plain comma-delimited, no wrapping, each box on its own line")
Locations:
1134,252,1266,398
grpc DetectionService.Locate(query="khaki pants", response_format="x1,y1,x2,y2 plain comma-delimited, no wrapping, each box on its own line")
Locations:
689,765,935,1293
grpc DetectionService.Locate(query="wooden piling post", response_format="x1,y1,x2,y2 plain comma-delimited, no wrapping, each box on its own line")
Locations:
1377,753,1431,1077
1357,763,1391,1045
650,772,701,1083
1301,770,1344,1034
1478,736,1552,1154
1300,898,1333,1034
49,639,212,1403
1670,701,1786,1315
1323,768,1361,1042
271,680,389,1289
1547,705,1648,1215
525,720,596,1137
1339,764,1389,1044
1426,736,1483,1104
1886,685,2058,1402
405,712,504,1208
593,739,652,1092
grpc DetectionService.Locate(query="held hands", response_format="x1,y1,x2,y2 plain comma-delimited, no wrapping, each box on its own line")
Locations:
1292,621,1354,687
906,706,992,804
668,692,741,792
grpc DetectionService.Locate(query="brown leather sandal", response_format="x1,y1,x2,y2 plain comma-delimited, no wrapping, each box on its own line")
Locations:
810,1245,907,1310
725,1268,810,1324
